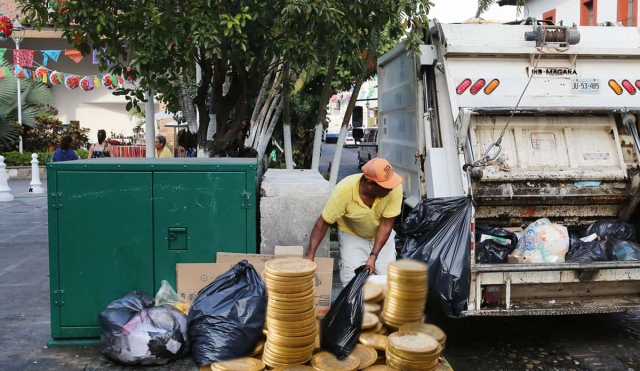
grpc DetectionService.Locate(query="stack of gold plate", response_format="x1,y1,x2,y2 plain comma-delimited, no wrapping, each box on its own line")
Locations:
385,331,442,371
364,302,381,314
364,283,384,304
361,312,380,332
272,366,315,371
350,344,378,370
358,333,389,365
210,357,266,371
262,258,318,368
310,351,360,371
381,260,428,329
399,322,447,350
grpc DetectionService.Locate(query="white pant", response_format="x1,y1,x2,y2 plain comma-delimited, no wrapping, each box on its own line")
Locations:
338,230,397,287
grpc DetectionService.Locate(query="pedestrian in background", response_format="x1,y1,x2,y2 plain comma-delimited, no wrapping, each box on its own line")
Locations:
155,135,173,158
89,129,110,158
52,136,79,162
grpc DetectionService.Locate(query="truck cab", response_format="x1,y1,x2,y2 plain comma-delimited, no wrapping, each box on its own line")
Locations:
377,18,640,316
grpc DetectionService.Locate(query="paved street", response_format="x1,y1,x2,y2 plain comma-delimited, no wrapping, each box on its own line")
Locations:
2,177,640,371
318,142,360,181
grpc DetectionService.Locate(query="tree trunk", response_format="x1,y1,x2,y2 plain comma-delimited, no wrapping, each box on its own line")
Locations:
258,92,281,149
256,98,283,161
247,57,278,148
178,74,197,131
251,68,282,149
311,49,340,171
329,79,364,186
282,65,294,169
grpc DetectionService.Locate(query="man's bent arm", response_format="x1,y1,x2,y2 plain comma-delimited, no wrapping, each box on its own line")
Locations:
305,216,331,261
372,217,395,256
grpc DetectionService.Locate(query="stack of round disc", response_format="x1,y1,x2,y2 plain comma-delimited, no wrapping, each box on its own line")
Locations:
381,260,428,329
272,366,315,371
364,283,384,304
211,357,265,371
364,302,381,314
351,344,377,370
385,331,442,371
399,322,447,350
262,258,318,368
310,351,360,371
361,312,380,332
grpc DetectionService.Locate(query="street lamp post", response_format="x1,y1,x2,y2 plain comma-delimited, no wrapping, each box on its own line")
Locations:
11,19,25,154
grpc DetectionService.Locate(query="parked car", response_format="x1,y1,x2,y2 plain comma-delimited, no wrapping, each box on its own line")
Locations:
344,131,356,148
355,127,378,168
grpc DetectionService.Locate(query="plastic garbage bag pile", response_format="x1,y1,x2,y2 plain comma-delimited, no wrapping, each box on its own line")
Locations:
475,218,640,264
98,260,267,366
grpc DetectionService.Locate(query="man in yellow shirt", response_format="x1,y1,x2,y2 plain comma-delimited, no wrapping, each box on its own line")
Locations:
155,135,173,158
305,158,403,286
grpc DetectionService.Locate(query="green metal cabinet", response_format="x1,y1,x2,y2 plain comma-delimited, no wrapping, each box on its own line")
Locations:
46,158,257,344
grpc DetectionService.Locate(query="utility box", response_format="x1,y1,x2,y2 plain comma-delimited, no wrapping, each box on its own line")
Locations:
46,158,257,343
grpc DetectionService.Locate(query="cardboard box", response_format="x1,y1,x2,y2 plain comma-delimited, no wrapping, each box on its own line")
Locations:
213,247,334,318
176,263,233,303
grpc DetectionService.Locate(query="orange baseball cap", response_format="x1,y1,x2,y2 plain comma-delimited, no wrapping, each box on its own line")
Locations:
362,158,403,189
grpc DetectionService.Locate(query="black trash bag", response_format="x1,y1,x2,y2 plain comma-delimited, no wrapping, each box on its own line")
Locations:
600,237,640,261
401,196,473,318
321,266,370,360
586,220,637,241
98,291,190,366
565,239,607,263
475,225,518,264
187,260,266,367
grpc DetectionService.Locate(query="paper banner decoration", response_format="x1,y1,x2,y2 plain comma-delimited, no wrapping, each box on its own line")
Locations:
0,48,5,62
64,75,80,89
42,50,62,66
50,71,64,85
0,66,10,80
80,76,95,91
92,49,113,66
65,49,83,63
14,50,35,67
0,15,12,39
35,67,48,83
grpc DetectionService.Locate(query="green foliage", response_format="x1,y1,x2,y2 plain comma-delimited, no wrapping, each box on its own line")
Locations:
0,149,88,166
0,60,54,146
4,114,91,152
0,151,47,166
20,0,431,157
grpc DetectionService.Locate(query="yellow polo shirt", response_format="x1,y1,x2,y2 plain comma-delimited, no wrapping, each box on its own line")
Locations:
322,174,403,240
157,147,172,158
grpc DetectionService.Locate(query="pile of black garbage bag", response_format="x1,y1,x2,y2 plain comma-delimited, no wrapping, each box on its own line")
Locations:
567,220,640,263
98,260,267,366
474,219,640,264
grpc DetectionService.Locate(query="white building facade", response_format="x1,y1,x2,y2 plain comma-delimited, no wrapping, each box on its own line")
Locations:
521,0,635,27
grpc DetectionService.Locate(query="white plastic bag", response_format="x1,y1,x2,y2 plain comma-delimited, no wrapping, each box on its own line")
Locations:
155,280,190,314
512,218,569,263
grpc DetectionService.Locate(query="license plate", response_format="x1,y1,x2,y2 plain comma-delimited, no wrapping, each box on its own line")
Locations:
571,78,601,94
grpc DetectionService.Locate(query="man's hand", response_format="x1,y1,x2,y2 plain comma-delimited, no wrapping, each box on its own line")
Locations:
365,256,376,275
304,252,315,262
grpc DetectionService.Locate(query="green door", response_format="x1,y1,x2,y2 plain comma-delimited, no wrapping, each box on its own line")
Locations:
153,172,249,290
54,171,154,338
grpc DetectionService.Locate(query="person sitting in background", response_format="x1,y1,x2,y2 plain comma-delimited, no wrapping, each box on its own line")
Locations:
155,135,173,158
89,129,110,158
52,136,79,162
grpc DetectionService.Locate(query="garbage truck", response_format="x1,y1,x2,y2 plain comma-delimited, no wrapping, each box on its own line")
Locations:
377,18,640,316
